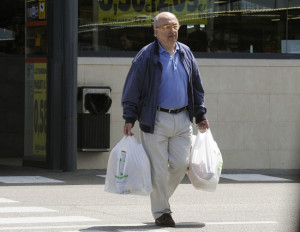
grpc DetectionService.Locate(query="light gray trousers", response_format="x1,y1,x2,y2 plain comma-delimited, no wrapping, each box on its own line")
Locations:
140,110,192,219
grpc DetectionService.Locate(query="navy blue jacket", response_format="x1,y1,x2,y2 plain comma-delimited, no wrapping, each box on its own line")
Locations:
122,39,207,134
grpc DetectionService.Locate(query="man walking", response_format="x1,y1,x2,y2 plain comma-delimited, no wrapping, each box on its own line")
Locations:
122,12,209,227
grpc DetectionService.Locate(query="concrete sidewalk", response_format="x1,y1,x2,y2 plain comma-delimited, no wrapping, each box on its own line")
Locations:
0,165,299,232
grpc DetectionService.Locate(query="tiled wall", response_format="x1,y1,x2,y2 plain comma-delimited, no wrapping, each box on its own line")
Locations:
78,58,300,169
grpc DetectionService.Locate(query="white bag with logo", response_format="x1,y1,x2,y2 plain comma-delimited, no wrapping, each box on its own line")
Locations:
105,136,152,196
188,129,223,192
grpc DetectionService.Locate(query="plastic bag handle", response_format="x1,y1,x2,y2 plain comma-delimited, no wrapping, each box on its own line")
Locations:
121,136,130,152
198,128,208,133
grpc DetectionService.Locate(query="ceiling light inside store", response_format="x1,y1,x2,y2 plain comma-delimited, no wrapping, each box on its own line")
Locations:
0,29,15,41
214,1,228,3
289,16,300,20
242,14,280,17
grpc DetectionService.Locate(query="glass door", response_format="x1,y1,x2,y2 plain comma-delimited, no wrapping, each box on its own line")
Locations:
24,0,48,166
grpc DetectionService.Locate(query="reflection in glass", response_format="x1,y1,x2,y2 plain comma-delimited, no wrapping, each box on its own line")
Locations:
78,0,300,54
0,0,25,55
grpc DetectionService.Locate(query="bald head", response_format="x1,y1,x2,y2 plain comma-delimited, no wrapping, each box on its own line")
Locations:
153,12,178,28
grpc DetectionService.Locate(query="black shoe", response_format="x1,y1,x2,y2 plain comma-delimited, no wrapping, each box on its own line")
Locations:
155,213,175,227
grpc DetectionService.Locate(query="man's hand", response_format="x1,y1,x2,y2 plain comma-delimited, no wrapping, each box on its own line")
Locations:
123,123,134,136
197,119,209,132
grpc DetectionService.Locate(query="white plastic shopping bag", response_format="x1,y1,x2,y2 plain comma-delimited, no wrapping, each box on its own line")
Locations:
188,129,223,192
105,136,152,196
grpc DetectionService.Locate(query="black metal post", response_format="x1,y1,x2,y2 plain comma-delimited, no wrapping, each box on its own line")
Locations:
47,0,63,170
47,0,77,171
62,0,78,171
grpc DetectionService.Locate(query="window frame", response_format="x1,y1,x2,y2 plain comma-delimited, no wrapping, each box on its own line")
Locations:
78,50,300,59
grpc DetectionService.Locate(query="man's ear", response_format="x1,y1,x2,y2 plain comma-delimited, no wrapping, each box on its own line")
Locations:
153,28,157,37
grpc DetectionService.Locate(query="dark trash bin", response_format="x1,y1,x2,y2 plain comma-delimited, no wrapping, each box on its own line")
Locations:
77,86,111,151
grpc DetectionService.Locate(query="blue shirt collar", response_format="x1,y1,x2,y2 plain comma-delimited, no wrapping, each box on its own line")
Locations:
158,42,179,55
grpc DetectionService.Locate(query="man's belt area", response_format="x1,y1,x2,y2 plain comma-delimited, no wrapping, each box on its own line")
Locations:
157,106,187,114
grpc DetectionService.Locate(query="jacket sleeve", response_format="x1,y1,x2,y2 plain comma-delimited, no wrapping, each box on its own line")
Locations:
121,56,145,126
191,56,207,123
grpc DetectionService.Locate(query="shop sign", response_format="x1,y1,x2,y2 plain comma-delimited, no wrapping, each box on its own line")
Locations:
39,0,46,20
33,63,47,156
28,5,39,19
98,0,207,26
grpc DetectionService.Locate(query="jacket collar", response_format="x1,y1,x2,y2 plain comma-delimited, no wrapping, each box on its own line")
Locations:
153,39,184,64
153,39,160,65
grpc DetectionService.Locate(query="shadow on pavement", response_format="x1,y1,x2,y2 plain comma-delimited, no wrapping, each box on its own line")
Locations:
80,222,205,231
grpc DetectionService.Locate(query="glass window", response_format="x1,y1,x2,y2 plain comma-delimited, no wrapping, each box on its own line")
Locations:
78,0,300,55
284,0,300,53
25,0,47,57
0,0,25,55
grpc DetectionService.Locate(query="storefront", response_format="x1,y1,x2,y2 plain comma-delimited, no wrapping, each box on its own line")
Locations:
77,0,300,55
0,0,299,170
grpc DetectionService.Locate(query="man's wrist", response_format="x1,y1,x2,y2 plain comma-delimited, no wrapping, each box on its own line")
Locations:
125,117,136,127
195,114,207,124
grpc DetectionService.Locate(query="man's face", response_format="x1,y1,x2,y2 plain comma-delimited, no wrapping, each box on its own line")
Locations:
154,13,179,49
